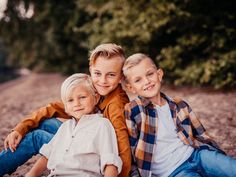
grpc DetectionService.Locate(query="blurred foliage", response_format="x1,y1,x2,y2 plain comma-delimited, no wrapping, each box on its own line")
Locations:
0,38,18,82
0,0,235,88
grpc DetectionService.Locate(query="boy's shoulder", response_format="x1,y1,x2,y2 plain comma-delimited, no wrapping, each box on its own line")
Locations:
125,93,188,110
100,84,129,109
90,114,113,129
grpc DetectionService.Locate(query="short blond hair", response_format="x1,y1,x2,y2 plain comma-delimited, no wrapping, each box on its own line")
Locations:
61,73,96,105
89,43,125,66
123,53,156,80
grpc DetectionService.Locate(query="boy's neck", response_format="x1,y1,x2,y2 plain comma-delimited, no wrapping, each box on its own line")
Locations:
149,94,166,106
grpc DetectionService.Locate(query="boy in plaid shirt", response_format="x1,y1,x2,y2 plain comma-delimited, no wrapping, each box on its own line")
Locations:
123,53,236,177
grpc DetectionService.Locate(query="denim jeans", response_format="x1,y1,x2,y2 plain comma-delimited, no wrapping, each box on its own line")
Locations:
169,148,236,177
0,118,62,176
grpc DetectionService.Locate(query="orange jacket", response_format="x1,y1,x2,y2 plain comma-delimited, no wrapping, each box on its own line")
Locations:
14,84,131,177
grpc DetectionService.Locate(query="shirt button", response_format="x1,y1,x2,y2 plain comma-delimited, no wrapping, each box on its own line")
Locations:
66,149,68,152
72,135,74,138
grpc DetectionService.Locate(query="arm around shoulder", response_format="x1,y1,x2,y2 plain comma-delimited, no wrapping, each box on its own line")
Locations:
13,101,67,137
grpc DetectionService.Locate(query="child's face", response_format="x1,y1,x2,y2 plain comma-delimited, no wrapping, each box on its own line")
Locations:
90,56,123,96
126,59,163,102
65,84,98,120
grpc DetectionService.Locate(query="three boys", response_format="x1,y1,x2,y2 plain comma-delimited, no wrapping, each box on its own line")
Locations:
1,44,235,177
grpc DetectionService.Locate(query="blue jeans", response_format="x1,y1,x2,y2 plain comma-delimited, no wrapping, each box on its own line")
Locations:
0,118,62,176
169,148,236,177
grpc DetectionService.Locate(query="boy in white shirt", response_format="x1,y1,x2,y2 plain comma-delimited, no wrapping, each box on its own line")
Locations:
26,73,122,177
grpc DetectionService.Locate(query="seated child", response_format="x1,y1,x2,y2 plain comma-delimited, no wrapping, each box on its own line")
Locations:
26,73,122,177
123,53,236,177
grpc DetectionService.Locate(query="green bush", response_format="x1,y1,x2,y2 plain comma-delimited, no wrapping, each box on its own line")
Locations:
0,0,235,88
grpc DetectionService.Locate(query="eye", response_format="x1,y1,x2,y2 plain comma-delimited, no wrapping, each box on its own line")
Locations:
134,78,141,83
94,72,101,76
67,98,73,103
79,96,87,99
108,73,116,77
147,72,154,76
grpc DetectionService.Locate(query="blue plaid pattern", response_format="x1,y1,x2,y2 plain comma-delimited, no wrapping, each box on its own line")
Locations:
125,93,224,177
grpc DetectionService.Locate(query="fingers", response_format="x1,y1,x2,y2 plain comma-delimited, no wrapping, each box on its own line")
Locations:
14,134,22,149
8,134,16,152
3,131,22,152
4,135,10,151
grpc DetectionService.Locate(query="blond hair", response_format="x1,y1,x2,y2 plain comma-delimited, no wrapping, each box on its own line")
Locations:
89,43,125,66
61,73,96,105
123,53,156,80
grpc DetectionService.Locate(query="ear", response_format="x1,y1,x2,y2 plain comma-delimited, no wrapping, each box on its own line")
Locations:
89,66,92,75
119,74,125,84
94,93,100,105
125,82,136,94
157,68,164,82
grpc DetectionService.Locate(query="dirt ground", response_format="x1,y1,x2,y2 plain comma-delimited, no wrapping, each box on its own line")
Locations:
0,73,235,176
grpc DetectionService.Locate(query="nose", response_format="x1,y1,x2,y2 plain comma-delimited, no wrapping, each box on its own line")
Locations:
144,77,151,85
74,99,81,107
100,75,107,84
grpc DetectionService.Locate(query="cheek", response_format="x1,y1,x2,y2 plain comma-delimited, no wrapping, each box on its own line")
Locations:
91,76,96,82
113,77,121,84
64,106,70,115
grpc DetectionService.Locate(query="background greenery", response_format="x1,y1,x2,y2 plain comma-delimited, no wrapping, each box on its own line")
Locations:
0,0,236,89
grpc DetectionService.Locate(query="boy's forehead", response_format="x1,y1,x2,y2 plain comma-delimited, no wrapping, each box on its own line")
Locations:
69,84,94,95
126,61,157,78
129,59,155,71
91,56,123,70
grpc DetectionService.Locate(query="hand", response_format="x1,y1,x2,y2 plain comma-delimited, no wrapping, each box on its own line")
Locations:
25,171,37,177
104,164,118,177
4,130,22,152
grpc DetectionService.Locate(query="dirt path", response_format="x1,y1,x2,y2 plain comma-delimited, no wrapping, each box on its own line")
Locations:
0,73,235,176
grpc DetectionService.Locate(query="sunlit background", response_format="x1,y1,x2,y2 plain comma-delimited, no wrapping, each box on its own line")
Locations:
0,0,236,89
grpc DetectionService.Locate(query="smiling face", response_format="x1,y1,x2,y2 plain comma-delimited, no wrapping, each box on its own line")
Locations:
65,84,99,120
126,59,163,104
89,56,123,96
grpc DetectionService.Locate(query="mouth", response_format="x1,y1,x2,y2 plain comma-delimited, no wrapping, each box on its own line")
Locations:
144,84,155,91
96,84,110,89
74,108,83,112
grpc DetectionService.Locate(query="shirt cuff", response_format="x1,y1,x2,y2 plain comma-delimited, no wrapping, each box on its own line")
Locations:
39,143,51,158
100,153,123,175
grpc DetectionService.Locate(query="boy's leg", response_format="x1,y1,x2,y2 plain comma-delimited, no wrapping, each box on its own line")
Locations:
169,171,202,177
168,149,202,177
38,117,62,134
198,149,236,177
0,130,53,176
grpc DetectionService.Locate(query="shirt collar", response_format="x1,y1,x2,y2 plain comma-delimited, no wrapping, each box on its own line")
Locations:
137,92,176,107
98,84,123,110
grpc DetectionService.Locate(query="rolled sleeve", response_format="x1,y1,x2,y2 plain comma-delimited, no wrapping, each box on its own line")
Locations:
100,153,123,174
39,143,52,158
98,119,123,175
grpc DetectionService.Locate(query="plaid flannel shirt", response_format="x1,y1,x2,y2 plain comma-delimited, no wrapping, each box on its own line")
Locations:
124,92,224,177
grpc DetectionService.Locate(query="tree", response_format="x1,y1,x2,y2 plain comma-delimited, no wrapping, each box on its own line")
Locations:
1,0,235,88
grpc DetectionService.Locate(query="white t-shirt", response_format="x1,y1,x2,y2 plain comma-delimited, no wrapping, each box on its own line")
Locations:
151,103,194,177
40,114,122,177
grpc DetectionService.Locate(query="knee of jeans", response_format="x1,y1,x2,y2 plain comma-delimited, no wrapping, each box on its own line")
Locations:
39,118,56,127
31,129,54,152
38,118,61,134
